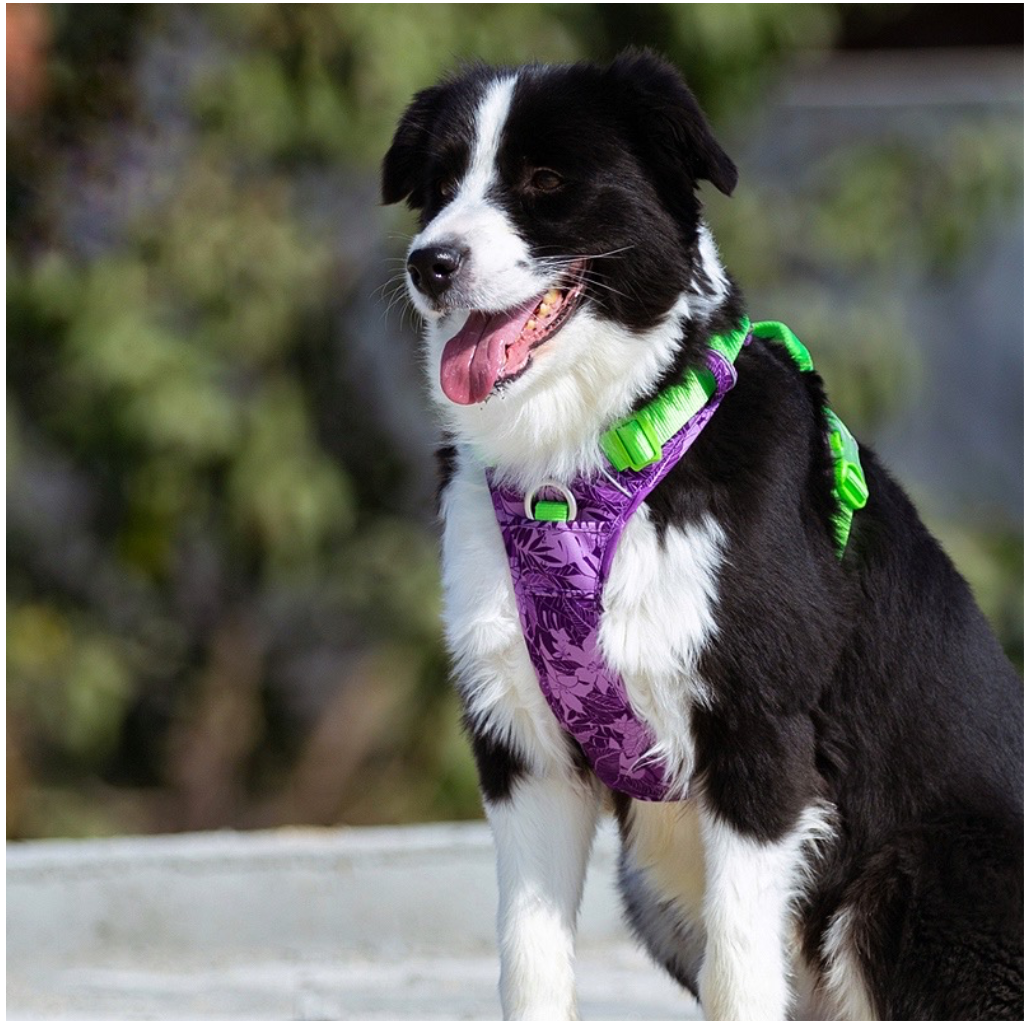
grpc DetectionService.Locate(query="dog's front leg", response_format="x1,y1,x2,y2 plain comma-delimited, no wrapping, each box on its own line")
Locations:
697,807,801,1020
487,770,600,1021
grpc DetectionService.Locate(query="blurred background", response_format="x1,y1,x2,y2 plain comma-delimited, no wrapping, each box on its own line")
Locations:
7,3,1022,840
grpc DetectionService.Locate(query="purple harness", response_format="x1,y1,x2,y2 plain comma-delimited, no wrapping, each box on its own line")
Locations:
487,349,739,800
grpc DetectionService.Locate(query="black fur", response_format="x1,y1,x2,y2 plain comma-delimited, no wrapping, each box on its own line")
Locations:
465,711,527,804
384,50,1023,1020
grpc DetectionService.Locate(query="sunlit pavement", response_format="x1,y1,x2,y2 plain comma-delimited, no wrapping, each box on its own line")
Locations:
7,821,701,1021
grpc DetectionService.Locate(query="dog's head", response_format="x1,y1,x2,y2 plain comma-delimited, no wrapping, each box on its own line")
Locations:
382,51,737,479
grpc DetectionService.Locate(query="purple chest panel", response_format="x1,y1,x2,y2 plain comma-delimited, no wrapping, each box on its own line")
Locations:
487,351,737,801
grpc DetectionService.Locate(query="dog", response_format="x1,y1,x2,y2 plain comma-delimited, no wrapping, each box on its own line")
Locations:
381,51,1023,1020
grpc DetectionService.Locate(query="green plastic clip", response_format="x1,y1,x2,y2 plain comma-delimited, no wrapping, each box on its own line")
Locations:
825,409,869,512
533,500,570,522
601,415,663,472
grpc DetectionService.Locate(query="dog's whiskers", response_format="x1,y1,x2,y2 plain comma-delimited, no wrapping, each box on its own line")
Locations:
534,244,636,263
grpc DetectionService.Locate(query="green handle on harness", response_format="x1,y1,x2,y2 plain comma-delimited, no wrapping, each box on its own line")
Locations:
751,321,868,559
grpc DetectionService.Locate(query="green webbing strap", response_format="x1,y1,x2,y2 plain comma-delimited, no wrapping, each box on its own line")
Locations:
750,321,868,559
600,317,750,474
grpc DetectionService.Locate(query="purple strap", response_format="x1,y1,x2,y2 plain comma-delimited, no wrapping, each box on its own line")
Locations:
487,350,739,800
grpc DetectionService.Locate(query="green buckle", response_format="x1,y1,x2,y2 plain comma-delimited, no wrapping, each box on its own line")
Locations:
533,500,570,522
601,415,663,472
824,409,868,512
835,456,869,511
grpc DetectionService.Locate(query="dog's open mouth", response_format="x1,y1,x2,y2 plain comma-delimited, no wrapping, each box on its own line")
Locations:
439,261,587,405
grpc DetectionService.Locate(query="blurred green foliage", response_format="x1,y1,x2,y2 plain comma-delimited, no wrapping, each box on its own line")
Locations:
7,4,1021,839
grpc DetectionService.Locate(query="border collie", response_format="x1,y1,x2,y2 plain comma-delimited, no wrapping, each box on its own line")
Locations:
382,52,1022,1020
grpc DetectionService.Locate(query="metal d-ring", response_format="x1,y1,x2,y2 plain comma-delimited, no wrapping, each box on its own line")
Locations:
523,479,578,522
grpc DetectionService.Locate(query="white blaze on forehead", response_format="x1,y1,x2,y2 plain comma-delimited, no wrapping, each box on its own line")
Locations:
462,74,518,203
418,73,518,232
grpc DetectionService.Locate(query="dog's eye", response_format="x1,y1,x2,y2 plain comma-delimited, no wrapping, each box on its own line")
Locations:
530,169,564,192
437,175,458,200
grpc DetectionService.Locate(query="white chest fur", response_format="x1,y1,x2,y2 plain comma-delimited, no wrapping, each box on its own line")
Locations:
441,452,725,787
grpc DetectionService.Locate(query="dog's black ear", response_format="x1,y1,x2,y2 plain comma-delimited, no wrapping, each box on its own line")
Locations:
382,85,443,207
607,49,737,196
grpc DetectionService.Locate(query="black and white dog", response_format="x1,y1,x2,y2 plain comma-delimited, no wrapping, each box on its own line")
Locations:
382,52,1022,1020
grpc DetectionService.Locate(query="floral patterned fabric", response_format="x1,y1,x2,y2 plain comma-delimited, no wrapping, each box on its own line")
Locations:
488,349,740,801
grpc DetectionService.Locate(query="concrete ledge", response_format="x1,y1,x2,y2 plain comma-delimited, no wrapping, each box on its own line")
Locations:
7,820,701,1020
10,822,518,962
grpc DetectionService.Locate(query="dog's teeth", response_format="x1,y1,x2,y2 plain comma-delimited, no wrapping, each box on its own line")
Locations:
526,319,537,330
538,303,551,316
544,289,560,304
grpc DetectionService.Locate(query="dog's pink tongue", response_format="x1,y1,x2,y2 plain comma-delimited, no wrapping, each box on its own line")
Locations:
440,300,537,405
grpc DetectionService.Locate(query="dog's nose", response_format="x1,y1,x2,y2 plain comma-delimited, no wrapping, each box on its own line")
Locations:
407,245,465,301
